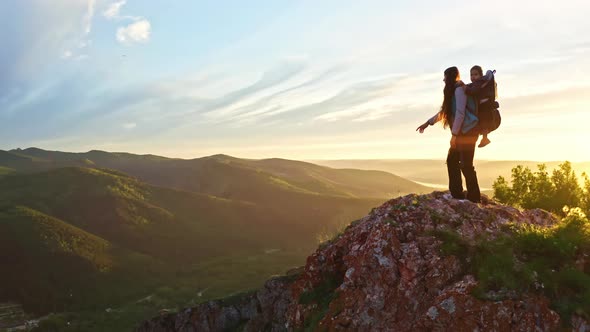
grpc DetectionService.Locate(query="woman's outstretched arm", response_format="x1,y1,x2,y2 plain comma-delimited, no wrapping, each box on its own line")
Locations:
427,112,441,126
416,111,441,133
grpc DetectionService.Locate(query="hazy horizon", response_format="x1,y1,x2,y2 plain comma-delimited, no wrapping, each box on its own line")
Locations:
5,146,590,163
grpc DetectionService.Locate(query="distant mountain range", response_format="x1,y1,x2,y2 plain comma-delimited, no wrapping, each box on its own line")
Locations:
308,159,590,189
2,148,433,199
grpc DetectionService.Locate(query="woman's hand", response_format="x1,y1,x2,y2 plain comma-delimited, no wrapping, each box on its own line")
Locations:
416,122,429,133
450,135,457,149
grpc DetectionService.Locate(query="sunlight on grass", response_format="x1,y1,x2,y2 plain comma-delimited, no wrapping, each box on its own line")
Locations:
435,206,590,323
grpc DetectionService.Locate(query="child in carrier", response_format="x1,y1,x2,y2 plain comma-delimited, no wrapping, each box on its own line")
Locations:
463,66,499,148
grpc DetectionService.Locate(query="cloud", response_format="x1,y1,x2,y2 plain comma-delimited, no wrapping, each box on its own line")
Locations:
62,50,88,61
61,50,73,59
83,0,96,34
207,65,348,124
189,59,308,119
103,0,141,21
123,122,136,129
0,1,94,92
104,0,148,43
501,85,590,114
116,19,151,44
255,75,404,125
78,40,91,48
104,0,126,19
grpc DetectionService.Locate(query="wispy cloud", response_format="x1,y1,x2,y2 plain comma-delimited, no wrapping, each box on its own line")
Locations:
83,0,96,34
501,85,590,113
103,0,126,19
103,0,141,21
161,59,310,121
61,50,73,59
59,0,96,61
216,65,349,124
75,54,89,61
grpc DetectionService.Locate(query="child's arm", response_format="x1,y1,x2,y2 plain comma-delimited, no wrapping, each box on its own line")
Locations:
464,81,483,96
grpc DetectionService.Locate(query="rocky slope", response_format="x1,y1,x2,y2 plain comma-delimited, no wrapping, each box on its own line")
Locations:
136,191,590,331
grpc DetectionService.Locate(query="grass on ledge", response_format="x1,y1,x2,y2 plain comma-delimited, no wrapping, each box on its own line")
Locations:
433,206,590,323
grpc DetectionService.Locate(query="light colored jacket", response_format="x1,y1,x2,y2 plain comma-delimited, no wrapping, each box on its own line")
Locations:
427,87,478,135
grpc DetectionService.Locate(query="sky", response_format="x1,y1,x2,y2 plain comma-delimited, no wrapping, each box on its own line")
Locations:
1,0,590,161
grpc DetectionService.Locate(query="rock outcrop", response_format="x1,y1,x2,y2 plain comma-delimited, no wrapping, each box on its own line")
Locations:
135,271,298,332
136,191,588,331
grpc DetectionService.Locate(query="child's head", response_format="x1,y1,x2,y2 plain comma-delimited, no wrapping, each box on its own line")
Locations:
470,65,483,83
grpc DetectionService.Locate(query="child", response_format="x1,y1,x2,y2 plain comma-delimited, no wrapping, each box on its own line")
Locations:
464,66,498,148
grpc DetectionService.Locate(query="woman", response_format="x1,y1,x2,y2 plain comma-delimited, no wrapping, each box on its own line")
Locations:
416,66,481,203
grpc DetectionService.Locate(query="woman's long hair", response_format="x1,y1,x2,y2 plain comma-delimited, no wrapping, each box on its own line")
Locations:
438,66,459,128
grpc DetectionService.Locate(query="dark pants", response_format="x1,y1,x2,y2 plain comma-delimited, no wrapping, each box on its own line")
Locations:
446,135,481,203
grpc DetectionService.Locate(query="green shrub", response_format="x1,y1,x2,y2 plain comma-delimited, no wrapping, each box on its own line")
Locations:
299,271,342,331
435,207,590,321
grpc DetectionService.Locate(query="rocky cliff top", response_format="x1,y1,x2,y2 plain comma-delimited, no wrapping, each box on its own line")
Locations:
137,191,590,332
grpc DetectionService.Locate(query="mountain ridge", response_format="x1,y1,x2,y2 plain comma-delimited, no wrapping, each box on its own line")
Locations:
1,147,433,200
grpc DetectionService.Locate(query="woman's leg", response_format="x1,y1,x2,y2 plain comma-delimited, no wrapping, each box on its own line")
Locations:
446,147,465,199
458,136,481,202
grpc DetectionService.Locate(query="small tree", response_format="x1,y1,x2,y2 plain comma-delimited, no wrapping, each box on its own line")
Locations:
551,161,582,212
510,165,534,202
493,162,586,216
492,176,514,205
521,164,554,211
582,172,590,215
